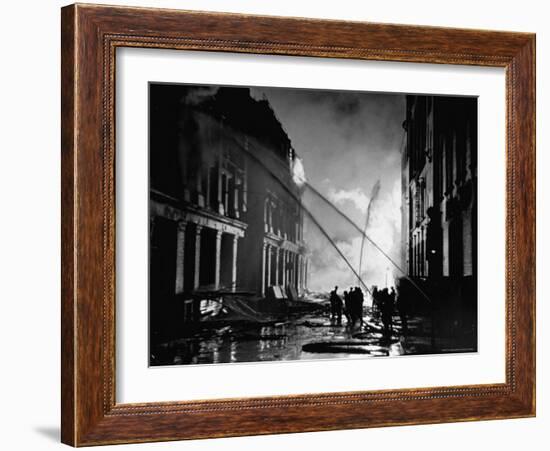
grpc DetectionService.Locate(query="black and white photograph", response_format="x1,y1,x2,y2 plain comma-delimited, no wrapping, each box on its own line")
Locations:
148,83,478,366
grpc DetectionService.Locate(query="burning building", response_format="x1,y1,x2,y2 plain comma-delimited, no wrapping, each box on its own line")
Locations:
401,95,477,332
149,85,308,336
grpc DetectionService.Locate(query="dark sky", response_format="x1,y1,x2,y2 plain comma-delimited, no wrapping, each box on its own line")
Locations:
250,87,406,292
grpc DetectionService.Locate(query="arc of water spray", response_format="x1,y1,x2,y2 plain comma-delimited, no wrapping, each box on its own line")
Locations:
358,180,380,286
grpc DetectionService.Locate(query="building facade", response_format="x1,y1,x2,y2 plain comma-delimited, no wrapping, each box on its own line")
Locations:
149,85,308,332
401,95,477,320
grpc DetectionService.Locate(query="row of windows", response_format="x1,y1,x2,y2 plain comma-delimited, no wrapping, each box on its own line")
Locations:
410,228,427,278
264,194,302,243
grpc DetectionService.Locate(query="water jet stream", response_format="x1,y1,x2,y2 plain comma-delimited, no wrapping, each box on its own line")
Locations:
358,180,380,286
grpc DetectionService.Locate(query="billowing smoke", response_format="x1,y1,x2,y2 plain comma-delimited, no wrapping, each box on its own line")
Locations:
250,86,405,295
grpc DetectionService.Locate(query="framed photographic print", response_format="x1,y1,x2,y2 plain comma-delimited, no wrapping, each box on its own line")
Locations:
61,3,536,446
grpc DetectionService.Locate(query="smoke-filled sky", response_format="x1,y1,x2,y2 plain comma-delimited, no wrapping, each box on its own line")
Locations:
250,86,406,294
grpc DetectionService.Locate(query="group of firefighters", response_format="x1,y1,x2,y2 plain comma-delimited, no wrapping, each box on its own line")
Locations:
328,284,408,339
328,286,365,326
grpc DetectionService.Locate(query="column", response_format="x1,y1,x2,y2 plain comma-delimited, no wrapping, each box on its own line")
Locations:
293,253,297,288
288,251,292,286
281,249,287,288
297,255,302,293
261,243,267,296
266,244,272,289
286,251,292,286
214,230,222,290
274,246,280,286
289,252,294,287
302,255,306,291
193,225,202,290
302,257,306,291
304,257,308,289
231,235,239,291
300,255,305,291
294,253,298,289
175,221,187,294
295,254,300,292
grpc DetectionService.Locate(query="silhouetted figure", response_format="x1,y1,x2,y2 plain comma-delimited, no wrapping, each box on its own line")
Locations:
381,288,394,340
329,286,337,317
389,287,396,332
355,287,365,327
343,291,351,323
329,286,343,324
349,287,358,325
345,287,364,327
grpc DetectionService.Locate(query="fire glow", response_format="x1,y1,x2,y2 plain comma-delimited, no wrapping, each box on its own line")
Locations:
292,156,307,187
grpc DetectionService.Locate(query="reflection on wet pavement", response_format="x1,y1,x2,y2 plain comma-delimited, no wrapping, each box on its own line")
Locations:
150,307,464,366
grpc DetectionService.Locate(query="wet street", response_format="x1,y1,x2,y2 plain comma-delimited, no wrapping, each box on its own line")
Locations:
150,304,453,366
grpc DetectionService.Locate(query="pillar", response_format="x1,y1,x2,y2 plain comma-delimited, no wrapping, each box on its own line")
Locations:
286,251,292,286
293,253,297,288
297,255,303,293
281,249,287,288
296,254,300,293
304,257,308,289
261,243,267,296
214,229,222,290
301,255,305,291
295,254,299,289
289,252,293,286
193,225,202,290
175,221,187,294
231,235,239,291
274,246,280,286
266,244,272,289
289,252,294,287
295,254,300,292
301,256,306,291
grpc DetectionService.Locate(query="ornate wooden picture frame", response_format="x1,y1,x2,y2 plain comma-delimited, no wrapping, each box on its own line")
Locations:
61,3,535,446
